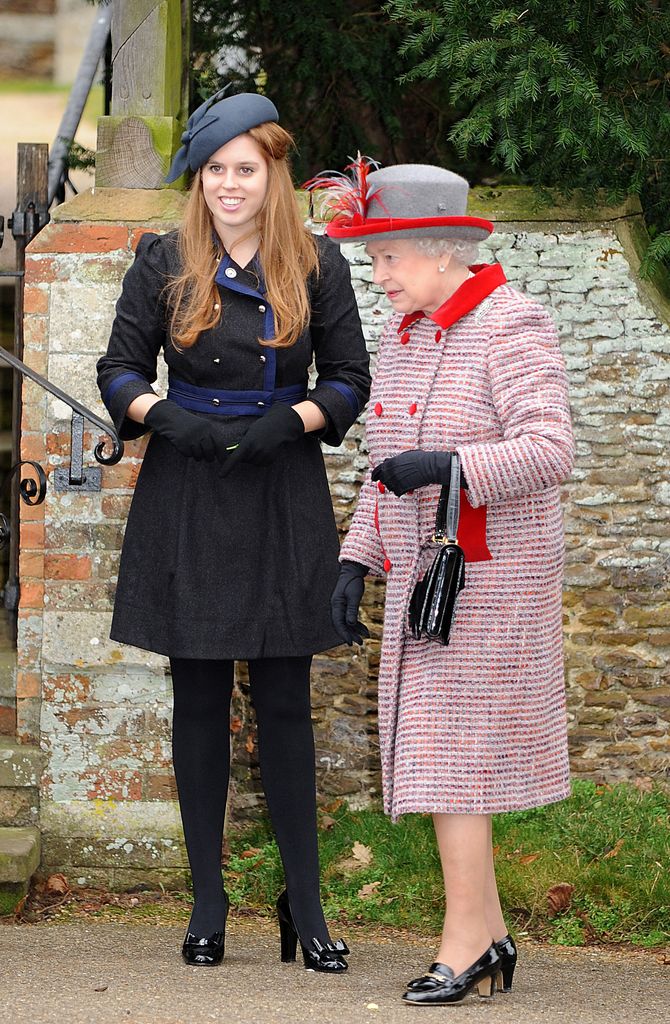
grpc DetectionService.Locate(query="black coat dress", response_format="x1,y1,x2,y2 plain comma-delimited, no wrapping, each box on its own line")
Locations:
96,231,370,659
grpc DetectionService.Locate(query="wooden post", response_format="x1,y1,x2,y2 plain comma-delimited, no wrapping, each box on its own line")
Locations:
95,0,190,189
5,144,49,625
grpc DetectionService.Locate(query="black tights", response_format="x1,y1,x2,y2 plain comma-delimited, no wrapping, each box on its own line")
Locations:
170,655,329,944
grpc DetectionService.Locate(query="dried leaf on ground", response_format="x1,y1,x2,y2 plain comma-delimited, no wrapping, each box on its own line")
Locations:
352,842,373,866
357,881,381,900
518,852,541,865
93,985,108,993
602,838,625,860
323,798,344,814
46,873,69,895
546,882,575,916
82,900,106,912
245,732,255,755
319,814,337,830
240,847,262,859
334,841,374,877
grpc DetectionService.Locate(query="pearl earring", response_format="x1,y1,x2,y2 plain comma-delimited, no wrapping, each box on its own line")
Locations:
438,264,446,273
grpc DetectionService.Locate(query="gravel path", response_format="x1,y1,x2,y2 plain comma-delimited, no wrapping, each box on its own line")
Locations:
1,917,667,1024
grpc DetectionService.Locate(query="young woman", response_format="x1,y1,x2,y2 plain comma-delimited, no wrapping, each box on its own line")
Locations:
97,91,370,972
311,160,574,1003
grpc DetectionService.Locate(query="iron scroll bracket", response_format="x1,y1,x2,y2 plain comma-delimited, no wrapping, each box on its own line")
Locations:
0,345,123,499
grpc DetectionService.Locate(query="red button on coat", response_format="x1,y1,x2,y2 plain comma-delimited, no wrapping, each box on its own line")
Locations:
401,332,410,345
409,402,417,416
377,481,386,493
435,330,442,343
383,558,392,573
374,402,383,416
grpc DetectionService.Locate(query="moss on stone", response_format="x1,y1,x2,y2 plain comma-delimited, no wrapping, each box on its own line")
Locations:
466,186,640,223
0,882,25,916
615,217,670,324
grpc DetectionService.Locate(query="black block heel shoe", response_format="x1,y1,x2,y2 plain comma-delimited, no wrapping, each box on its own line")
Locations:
181,893,229,967
402,944,500,1005
276,889,349,973
495,933,517,992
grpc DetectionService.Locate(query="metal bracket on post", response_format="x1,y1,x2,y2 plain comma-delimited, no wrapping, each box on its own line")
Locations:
9,201,50,244
53,412,102,492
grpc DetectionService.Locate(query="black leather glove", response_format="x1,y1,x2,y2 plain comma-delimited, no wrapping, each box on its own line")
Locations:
330,560,370,646
371,449,455,497
219,403,305,478
144,400,230,462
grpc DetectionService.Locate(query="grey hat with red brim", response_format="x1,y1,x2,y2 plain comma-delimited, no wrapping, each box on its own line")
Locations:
305,162,493,243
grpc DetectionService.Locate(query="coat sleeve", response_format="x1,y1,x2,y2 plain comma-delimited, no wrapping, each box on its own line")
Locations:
456,301,575,507
307,236,371,447
339,468,386,577
96,232,168,441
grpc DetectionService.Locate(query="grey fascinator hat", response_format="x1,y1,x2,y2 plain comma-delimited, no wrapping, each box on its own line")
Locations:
304,158,493,243
165,90,279,183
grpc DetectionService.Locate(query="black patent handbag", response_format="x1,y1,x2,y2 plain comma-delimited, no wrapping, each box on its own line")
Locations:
408,454,465,646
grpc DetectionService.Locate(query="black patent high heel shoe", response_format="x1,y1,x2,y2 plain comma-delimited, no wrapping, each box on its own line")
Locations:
494,933,517,992
181,892,229,966
402,944,500,1005
276,889,349,973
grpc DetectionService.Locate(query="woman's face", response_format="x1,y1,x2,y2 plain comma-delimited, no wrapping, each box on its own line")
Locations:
366,239,454,314
201,134,269,244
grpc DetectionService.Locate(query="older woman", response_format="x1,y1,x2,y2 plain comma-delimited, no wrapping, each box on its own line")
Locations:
309,162,574,1003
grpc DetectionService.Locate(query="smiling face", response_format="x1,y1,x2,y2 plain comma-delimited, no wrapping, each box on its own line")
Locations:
366,239,464,315
200,134,269,248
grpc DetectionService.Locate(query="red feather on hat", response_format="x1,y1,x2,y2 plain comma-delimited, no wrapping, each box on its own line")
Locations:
303,153,384,224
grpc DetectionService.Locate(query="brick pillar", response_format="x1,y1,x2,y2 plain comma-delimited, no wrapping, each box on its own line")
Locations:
21,188,191,888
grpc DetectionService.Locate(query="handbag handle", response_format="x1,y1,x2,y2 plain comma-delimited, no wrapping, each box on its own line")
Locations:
433,453,461,544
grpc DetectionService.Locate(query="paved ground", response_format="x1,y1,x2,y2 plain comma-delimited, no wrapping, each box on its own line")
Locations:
0,916,667,1024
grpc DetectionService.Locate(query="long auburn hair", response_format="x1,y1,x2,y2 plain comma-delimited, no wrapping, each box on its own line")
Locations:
166,122,319,349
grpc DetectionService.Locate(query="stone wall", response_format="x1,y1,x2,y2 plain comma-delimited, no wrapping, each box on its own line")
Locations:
18,186,670,887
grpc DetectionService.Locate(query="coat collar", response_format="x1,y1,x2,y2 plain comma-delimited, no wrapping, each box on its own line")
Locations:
397,262,506,333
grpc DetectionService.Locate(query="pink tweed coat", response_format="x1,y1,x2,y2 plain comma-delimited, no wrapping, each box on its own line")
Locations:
340,265,575,819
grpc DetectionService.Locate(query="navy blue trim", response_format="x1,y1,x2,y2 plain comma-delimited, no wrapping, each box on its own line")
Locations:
316,380,360,415
103,371,150,405
215,254,276,392
167,376,307,416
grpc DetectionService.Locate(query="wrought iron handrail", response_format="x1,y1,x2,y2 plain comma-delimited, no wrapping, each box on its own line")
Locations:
0,346,123,468
0,343,124,593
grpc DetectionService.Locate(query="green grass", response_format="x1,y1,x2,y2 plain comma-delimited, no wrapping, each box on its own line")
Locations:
224,781,669,948
0,80,72,95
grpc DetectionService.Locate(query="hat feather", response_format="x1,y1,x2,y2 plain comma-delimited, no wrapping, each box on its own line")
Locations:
303,153,384,223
